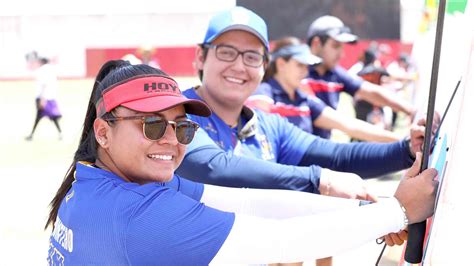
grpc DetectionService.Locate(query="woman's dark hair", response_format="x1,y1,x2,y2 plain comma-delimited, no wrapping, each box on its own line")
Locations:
45,60,168,229
306,34,330,48
263,36,301,82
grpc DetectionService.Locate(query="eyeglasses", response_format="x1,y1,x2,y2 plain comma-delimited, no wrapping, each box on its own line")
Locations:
104,116,200,145
204,44,266,67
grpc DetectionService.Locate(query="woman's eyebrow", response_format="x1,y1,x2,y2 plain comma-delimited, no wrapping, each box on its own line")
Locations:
174,114,188,120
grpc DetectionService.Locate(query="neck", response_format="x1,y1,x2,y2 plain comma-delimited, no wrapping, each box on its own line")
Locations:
94,154,113,174
315,64,329,75
274,74,297,100
95,151,132,183
195,86,242,127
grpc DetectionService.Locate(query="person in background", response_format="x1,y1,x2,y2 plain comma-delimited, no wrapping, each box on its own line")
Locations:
352,48,418,132
247,36,400,142
347,42,380,78
353,47,393,130
121,53,142,65
46,59,438,265
386,53,418,104
178,6,429,196
303,15,416,139
25,51,63,141
178,7,438,265
137,45,161,68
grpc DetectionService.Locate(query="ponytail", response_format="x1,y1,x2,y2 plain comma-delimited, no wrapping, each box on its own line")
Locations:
45,60,133,229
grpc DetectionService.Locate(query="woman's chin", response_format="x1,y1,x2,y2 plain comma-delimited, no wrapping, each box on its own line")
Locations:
154,173,174,183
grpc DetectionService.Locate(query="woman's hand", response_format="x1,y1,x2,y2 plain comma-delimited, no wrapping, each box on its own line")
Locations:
320,169,377,202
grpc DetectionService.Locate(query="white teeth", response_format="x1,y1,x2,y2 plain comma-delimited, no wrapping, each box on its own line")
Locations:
225,77,245,84
148,154,173,160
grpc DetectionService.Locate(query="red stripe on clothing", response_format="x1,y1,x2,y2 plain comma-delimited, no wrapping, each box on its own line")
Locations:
246,97,310,117
270,103,311,117
302,79,344,93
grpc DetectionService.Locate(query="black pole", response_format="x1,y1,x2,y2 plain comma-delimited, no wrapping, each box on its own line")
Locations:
404,0,446,263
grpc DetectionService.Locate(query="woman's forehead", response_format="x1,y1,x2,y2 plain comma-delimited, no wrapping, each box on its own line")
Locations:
213,30,265,52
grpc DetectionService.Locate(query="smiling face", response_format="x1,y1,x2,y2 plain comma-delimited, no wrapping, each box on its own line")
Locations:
195,30,266,110
94,105,187,184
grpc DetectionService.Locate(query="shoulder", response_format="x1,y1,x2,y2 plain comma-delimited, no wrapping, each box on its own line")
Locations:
247,83,275,110
334,65,363,88
306,95,328,108
182,87,197,98
333,65,352,77
255,82,273,95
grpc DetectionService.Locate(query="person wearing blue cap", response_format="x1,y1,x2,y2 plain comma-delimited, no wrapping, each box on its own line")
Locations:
304,15,416,139
177,6,430,199
173,6,438,260
248,36,400,143
179,6,382,200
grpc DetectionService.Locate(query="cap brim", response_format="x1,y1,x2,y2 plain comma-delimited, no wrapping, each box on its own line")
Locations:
207,25,269,50
331,32,358,43
292,53,322,65
121,95,211,117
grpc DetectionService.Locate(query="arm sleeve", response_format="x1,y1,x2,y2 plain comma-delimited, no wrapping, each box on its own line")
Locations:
299,138,414,178
176,128,322,193
307,96,327,121
126,188,235,265
259,112,318,165
335,65,363,96
211,197,405,264
201,184,359,219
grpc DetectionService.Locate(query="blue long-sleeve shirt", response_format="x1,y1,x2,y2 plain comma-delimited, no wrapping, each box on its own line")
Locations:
176,87,413,193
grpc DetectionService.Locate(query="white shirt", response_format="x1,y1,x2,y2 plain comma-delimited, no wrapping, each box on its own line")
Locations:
35,63,58,100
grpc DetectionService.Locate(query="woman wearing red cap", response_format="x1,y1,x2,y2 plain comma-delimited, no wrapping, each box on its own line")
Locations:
46,60,437,265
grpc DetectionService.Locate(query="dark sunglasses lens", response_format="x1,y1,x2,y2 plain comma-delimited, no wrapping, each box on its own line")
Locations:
143,118,167,140
176,122,197,145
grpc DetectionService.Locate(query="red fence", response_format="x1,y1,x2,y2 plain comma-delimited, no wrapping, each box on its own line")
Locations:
86,46,198,78
86,40,412,77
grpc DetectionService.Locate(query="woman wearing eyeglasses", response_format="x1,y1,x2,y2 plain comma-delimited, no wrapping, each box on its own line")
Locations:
45,60,437,265
247,36,400,142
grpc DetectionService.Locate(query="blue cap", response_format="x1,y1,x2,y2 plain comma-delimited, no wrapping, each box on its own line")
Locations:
271,44,322,65
203,6,269,50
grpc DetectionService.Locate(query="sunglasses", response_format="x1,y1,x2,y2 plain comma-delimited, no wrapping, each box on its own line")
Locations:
104,115,199,145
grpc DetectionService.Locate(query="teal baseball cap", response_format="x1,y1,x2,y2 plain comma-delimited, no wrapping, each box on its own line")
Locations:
203,6,269,50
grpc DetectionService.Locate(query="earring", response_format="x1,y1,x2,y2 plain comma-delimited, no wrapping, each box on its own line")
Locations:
98,139,105,146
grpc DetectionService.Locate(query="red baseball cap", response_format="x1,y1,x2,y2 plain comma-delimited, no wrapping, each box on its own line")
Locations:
96,74,211,117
